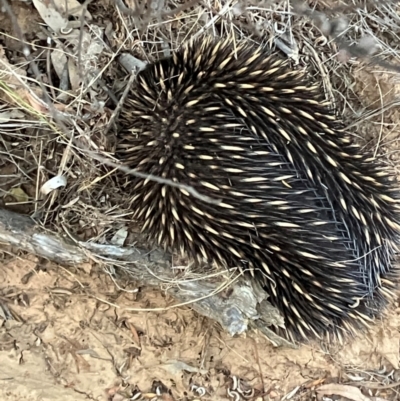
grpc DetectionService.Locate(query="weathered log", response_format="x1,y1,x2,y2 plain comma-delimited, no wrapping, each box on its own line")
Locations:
0,207,292,347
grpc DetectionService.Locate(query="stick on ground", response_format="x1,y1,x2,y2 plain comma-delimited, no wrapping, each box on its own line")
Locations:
0,207,291,347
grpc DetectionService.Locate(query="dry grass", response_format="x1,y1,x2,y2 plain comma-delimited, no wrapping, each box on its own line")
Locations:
1,0,400,399
1,0,399,231
1,0,400,241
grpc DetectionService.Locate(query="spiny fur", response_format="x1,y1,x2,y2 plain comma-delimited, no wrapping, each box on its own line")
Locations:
116,36,400,343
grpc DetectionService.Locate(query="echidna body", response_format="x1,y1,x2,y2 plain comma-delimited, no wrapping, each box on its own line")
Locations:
116,36,400,342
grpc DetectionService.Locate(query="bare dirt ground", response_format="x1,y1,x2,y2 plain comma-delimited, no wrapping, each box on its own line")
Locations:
3,249,400,401
1,0,400,400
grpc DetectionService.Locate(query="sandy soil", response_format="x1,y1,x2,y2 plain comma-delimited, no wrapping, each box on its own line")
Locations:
1,250,400,401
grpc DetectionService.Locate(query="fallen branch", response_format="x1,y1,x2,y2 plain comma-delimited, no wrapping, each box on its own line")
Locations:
0,207,293,348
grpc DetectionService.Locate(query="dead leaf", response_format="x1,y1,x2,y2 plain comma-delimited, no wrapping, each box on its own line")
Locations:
304,378,326,388
111,228,128,246
142,393,158,399
40,175,67,195
51,49,68,80
162,360,208,375
9,187,29,203
317,383,371,401
25,91,49,113
52,0,92,20
111,394,125,401
32,0,69,32
32,0,91,32
0,109,25,122
127,322,141,347
68,56,81,91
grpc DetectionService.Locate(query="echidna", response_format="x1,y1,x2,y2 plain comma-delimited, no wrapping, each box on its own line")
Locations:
116,36,400,342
